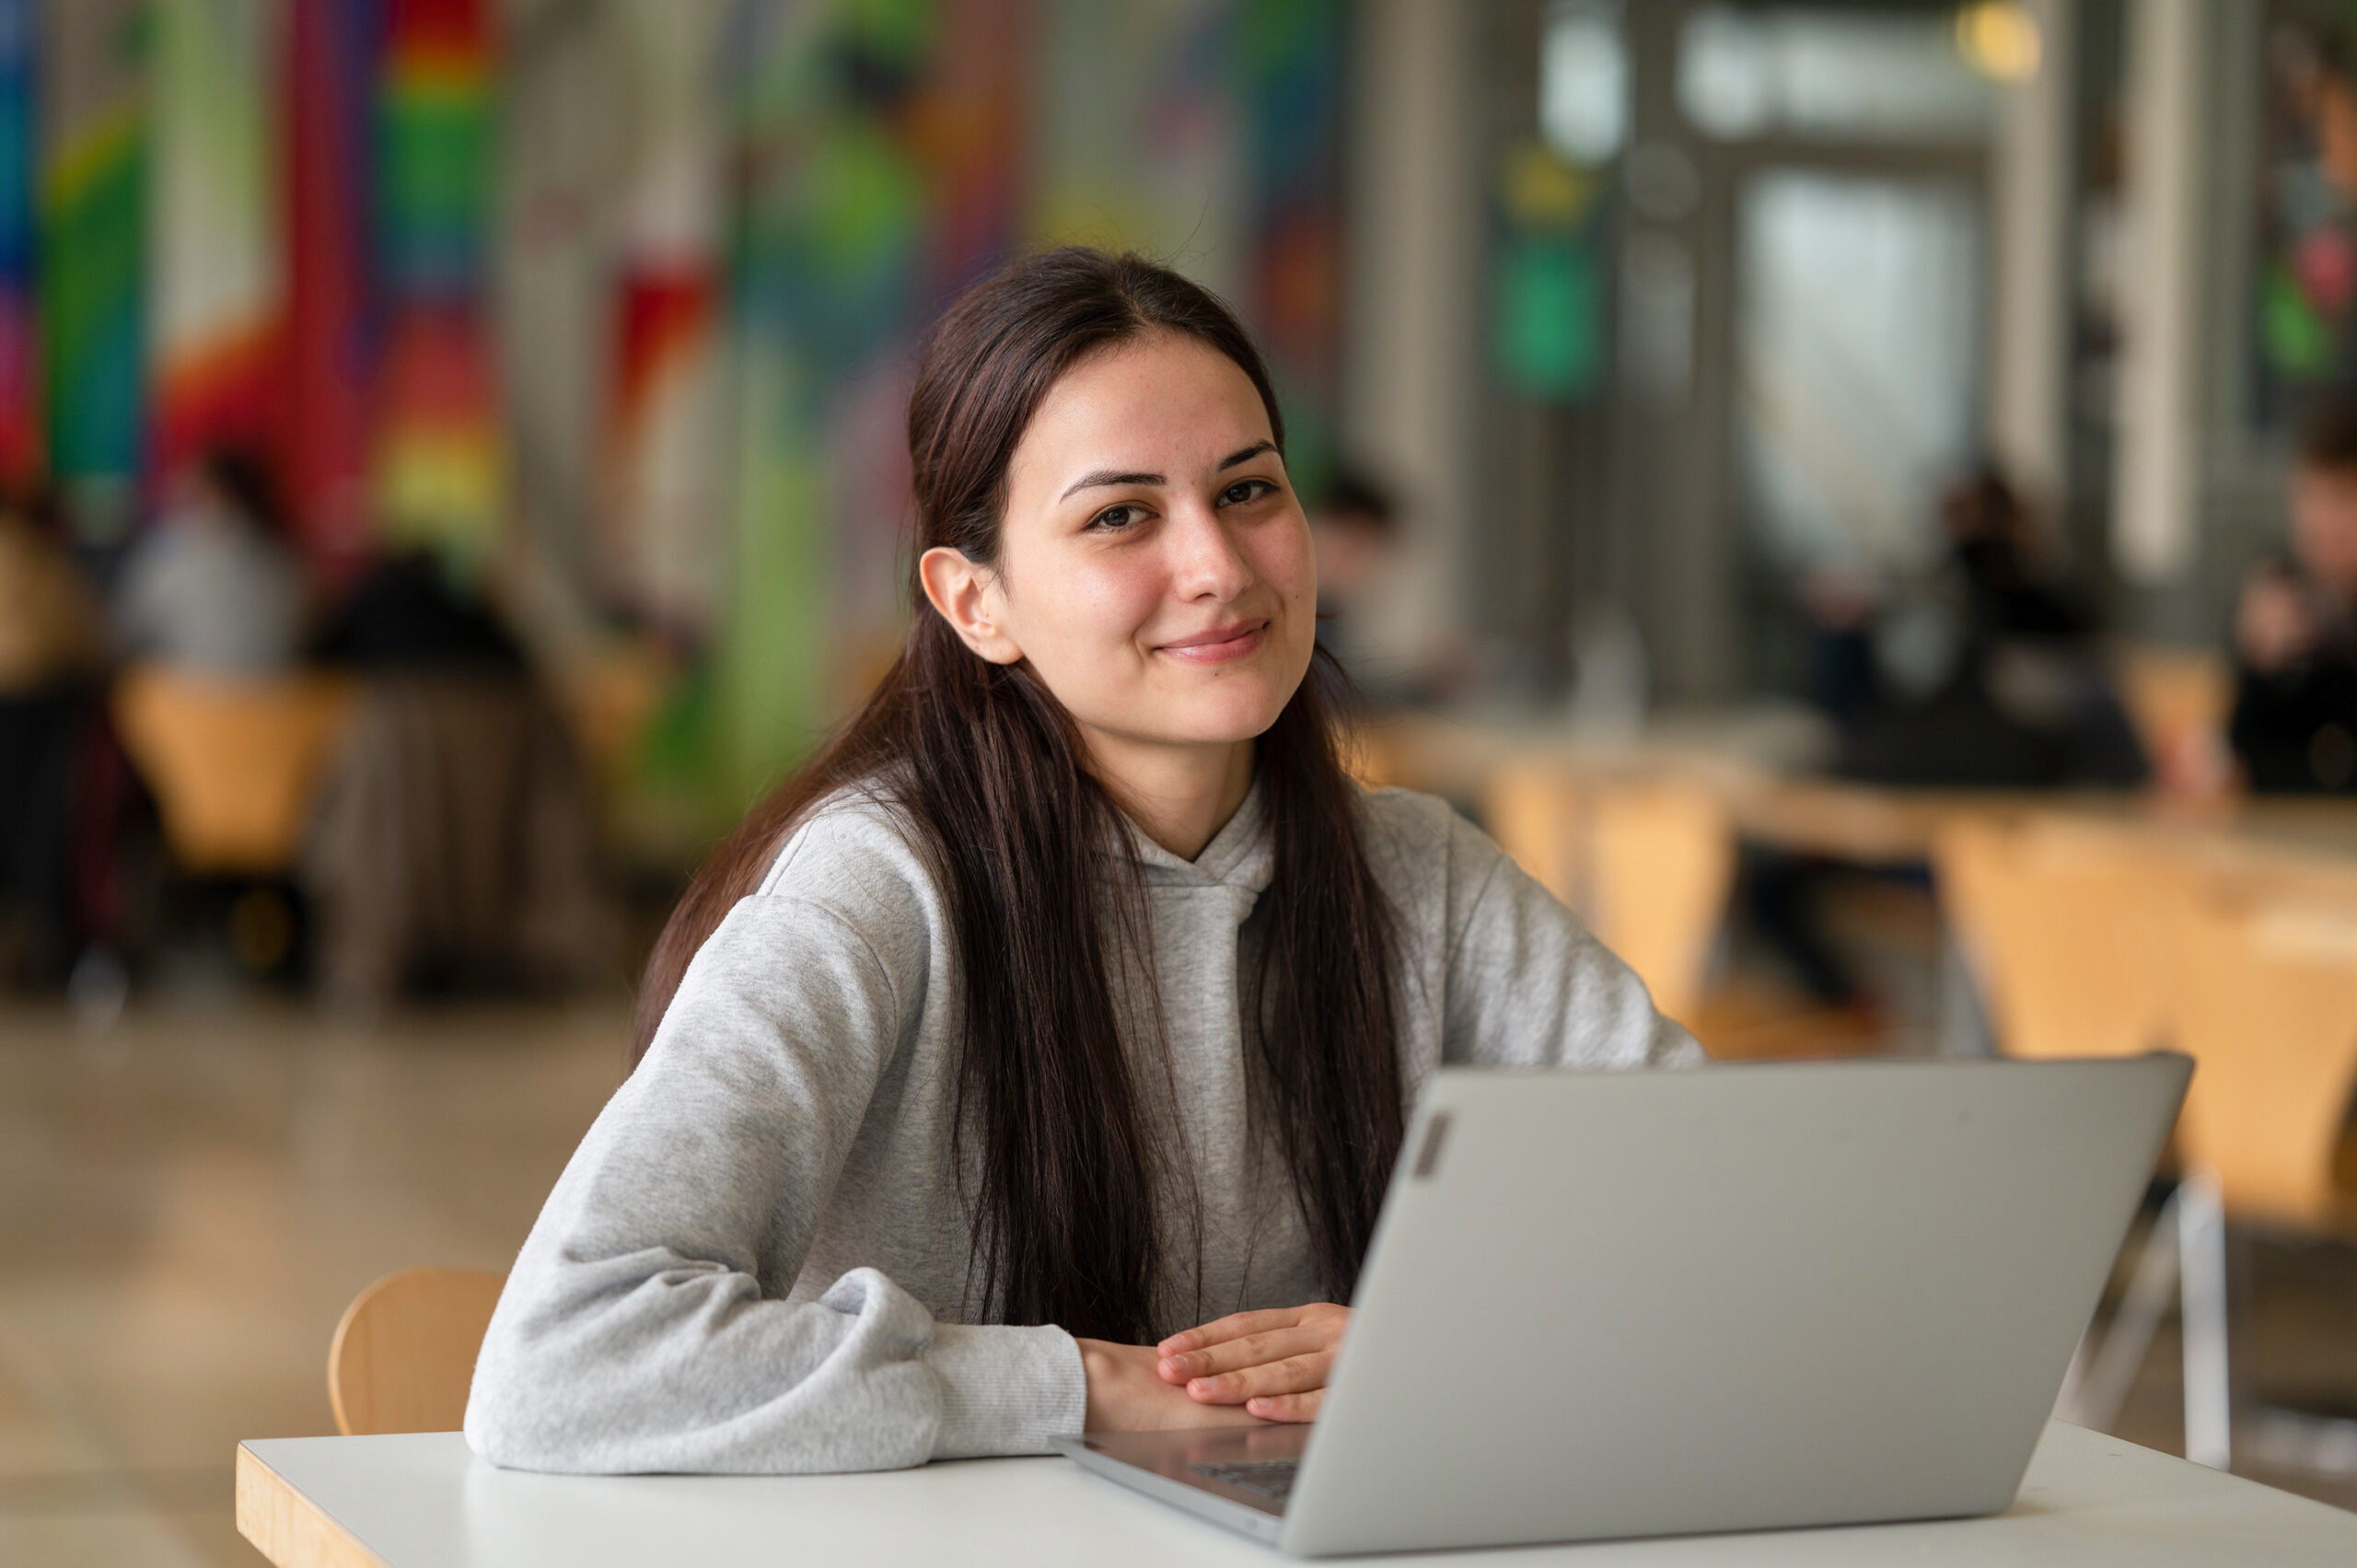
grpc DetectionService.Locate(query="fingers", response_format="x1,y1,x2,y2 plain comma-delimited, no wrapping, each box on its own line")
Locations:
1244,1389,1321,1423
1156,1307,1304,1357
1161,1395,1269,1431
1157,1324,1329,1384
1179,1350,1334,1405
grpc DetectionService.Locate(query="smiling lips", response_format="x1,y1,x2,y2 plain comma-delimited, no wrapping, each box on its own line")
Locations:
1156,619,1269,664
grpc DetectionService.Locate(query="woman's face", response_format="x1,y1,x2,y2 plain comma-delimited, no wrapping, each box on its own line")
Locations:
926,331,1317,769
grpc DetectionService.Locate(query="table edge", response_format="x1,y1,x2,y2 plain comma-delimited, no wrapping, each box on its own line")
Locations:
238,1441,393,1568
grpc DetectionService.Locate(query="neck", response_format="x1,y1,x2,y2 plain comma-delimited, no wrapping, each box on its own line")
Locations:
1080,731,1253,861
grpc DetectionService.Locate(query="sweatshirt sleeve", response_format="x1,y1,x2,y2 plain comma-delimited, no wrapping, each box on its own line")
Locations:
1434,805,1705,1070
464,869,1084,1474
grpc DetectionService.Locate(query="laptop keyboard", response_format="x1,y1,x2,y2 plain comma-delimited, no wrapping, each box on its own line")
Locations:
1190,1458,1299,1504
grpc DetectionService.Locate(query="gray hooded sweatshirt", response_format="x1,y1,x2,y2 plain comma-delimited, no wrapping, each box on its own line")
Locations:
464,782,1701,1475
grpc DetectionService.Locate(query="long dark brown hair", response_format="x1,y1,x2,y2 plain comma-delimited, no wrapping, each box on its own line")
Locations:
633,248,1402,1342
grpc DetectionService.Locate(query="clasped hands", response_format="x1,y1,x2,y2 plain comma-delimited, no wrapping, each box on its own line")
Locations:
1078,1302,1348,1432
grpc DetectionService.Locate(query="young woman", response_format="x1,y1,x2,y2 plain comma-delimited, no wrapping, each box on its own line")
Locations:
465,248,1700,1475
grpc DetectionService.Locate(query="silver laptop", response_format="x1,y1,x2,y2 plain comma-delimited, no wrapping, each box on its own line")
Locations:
1053,1054,2189,1557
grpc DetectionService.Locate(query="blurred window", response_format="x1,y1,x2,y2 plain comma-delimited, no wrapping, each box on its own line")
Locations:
1541,0,1628,166
1678,5,2000,144
1736,168,1982,575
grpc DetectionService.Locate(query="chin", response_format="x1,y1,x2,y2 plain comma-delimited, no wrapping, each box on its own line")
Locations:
1167,677,1298,743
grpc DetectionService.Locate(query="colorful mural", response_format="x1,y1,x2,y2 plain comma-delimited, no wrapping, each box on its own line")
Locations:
149,0,282,485
2258,3,2357,420
695,0,1341,804
42,0,145,533
0,0,1348,831
374,0,501,561
286,0,383,570
0,0,35,488
602,0,727,642
709,0,1029,803
1236,0,1343,485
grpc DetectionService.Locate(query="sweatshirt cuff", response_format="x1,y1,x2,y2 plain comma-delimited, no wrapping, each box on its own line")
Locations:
925,1321,1086,1458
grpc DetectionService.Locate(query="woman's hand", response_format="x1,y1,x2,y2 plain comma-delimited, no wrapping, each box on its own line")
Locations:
1077,1339,1268,1433
1154,1303,1350,1423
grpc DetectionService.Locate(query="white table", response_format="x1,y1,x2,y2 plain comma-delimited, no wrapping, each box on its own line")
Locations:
237,1421,2357,1566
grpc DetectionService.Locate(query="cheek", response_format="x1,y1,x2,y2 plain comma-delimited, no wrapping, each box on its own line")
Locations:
2302,512,2357,572
1016,550,1167,660
1253,521,1319,621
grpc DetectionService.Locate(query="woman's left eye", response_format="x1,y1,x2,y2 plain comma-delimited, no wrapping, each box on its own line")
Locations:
1219,479,1275,506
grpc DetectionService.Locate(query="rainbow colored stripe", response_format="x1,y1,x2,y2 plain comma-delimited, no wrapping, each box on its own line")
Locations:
375,0,500,552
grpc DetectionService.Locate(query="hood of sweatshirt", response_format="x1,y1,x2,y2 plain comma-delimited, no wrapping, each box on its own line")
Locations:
1120,777,1274,904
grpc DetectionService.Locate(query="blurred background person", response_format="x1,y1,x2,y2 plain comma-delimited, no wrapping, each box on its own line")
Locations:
1310,468,1477,709
2231,393,2357,793
0,489,135,994
0,486,98,695
114,448,308,678
1763,462,2145,1013
303,537,615,1010
1806,462,2145,789
1311,469,1403,694
0,489,101,981
308,545,529,675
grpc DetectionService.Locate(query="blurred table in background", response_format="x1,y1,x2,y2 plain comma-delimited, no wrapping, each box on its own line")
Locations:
1360,705,2357,868
1362,703,2357,1064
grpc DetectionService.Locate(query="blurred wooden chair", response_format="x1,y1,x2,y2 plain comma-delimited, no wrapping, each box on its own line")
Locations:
1934,814,2196,1440
2161,864,2357,1472
328,1267,505,1436
1484,765,1735,1024
1933,814,2177,1062
1976,828,2357,1471
112,665,353,874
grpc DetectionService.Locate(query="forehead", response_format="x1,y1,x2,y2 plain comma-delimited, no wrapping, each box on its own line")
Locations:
1012,331,1272,481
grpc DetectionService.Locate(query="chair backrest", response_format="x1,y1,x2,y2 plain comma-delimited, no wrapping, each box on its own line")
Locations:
328,1267,506,1435
1933,814,2177,1061
2163,864,2357,1229
1485,762,1588,904
112,665,353,873
1484,764,1735,1022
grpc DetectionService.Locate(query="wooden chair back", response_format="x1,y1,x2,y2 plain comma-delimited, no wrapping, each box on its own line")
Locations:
113,666,353,874
1933,814,2177,1061
328,1267,506,1436
1485,765,1735,1022
2163,865,2357,1230
1485,762,1587,903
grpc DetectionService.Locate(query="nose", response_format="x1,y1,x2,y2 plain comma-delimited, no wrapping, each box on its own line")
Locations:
1167,496,1255,603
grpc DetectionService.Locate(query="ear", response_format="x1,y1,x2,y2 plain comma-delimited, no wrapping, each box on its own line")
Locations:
918,545,1024,665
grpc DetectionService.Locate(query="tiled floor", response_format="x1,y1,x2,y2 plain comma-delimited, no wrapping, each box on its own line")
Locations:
0,996,626,1566
2,996,2352,1566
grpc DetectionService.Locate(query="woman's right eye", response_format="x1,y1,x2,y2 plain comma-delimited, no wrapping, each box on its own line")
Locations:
1087,505,1145,531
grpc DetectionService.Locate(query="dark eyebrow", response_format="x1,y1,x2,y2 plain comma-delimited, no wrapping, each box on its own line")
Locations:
1060,469,1163,502
1057,441,1279,503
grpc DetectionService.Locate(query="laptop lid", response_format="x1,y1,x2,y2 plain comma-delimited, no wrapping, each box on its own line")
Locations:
1277,1054,2189,1556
